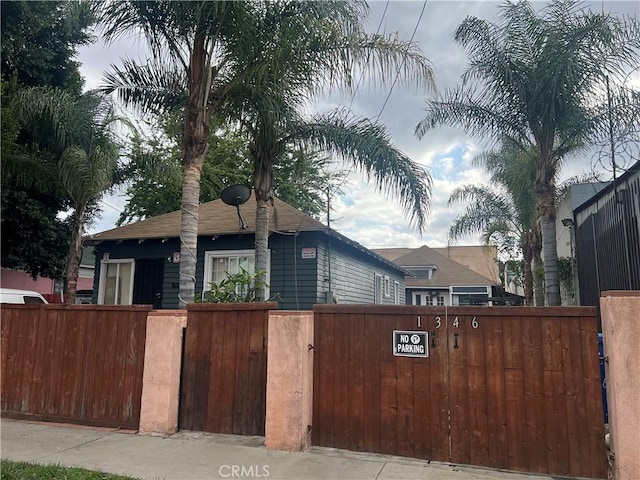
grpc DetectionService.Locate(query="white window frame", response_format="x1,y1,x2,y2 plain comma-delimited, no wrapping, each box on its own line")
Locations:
98,258,135,305
374,273,383,304
383,275,391,297
394,281,400,305
203,249,270,299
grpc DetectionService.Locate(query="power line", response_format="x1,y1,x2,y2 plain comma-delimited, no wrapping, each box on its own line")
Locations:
330,1,427,202
375,0,428,121
347,0,390,111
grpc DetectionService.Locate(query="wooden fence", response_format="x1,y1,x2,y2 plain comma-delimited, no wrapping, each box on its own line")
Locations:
1,304,150,429
312,305,607,479
178,303,276,435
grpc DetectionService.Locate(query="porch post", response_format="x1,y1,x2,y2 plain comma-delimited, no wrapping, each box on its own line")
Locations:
265,311,314,451
139,310,188,435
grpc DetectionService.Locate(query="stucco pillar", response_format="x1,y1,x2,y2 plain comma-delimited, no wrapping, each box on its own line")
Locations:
601,291,640,480
265,311,314,451
139,310,187,435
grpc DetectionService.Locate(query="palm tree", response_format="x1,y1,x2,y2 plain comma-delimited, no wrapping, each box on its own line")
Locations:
218,1,434,299
448,145,540,305
237,104,432,300
9,88,126,303
97,1,434,306
416,0,639,305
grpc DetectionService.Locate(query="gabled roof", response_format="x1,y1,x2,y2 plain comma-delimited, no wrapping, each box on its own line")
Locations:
375,245,497,287
86,196,407,275
87,196,326,243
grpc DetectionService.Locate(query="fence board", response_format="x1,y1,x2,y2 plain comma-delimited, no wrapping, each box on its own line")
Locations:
332,313,350,450
485,315,509,470
429,310,450,463
362,313,381,454
348,314,366,452
467,315,489,468
449,314,470,466
312,305,606,478
1,304,150,429
522,317,547,474
178,303,274,436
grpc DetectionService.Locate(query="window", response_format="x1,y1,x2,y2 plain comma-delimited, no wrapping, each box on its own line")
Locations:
437,296,445,306
374,274,382,304
203,250,269,297
98,259,135,305
394,281,400,305
405,266,436,279
383,275,390,297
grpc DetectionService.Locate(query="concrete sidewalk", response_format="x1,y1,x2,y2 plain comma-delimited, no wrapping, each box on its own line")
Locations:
1,419,556,480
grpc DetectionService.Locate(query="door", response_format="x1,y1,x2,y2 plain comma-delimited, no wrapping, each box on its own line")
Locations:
132,258,164,308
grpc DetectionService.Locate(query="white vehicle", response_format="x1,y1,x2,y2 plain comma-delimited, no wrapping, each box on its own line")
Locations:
0,288,49,304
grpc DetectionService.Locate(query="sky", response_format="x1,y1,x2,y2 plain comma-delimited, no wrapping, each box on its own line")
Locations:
78,0,640,249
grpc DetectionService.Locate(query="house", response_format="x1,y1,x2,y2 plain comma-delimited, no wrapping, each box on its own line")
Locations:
562,161,640,308
85,196,408,310
374,245,504,306
373,245,499,283
0,249,95,303
555,181,611,305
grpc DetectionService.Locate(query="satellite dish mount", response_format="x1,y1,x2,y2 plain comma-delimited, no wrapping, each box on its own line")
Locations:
221,185,251,230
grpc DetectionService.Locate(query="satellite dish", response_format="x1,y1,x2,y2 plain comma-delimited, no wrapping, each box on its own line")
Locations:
220,185,251,230
221,184,251,206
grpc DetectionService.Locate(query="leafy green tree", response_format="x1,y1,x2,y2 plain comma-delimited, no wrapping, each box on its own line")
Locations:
97,1,434,306
117,123,344,225
1,0,94,93
10,88,128,303
416,0,640,305
1,1,95,281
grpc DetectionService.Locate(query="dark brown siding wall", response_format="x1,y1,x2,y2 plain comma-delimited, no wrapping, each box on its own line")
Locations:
179,303,275,435
312,305,607,479
1,304,150,429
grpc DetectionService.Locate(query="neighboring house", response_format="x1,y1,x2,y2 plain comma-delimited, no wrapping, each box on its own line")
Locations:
0,248,94,302
375,245,499,283
567,161,640,308
375,245,504,306
556,181,610,305
85,196,407,310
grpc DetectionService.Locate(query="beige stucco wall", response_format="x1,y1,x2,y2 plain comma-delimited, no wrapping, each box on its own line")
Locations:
601,291,640,480
265,311,314,451
139,310,187,435
433,245,500,284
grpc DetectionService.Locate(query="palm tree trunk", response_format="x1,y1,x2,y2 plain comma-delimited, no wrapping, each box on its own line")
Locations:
532,229,544,306
65,204,86,304
533,252,545,306
178,163,203,306
178,32,210,308
521,240,534,306
254,196,270,301
537,184,561,306
253,154,273,302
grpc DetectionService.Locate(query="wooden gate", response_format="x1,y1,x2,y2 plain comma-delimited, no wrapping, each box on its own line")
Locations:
1,304,150,429
312,305,606,479
179,303,275,435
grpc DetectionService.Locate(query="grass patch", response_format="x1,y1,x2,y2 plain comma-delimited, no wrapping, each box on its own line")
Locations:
0,460,138,479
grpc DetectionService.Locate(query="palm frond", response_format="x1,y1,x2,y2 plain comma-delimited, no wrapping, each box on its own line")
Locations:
101,58,186,115
289,109,431,233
